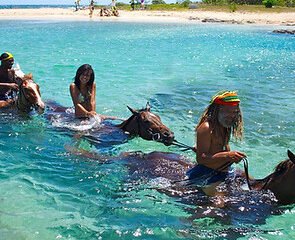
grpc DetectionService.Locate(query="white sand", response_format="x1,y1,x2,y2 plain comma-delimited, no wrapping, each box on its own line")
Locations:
0,8,294,26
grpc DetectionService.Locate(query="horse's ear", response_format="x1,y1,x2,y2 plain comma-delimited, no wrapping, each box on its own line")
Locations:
287,150,295,164
23,73,33,80
146,102,151,112
127,105,138,115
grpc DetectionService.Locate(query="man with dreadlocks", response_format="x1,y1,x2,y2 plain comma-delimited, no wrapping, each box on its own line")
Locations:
187,90,246,196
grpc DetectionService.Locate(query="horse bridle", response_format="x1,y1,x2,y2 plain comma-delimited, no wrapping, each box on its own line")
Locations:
16,82,38,111
134,113,162,142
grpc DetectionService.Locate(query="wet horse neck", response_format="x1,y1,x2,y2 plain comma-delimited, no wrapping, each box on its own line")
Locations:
16,89,31,112
249,160,295,205
119,115,140,136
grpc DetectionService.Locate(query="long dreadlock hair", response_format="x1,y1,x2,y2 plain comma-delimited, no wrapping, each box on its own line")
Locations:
196,103,244,146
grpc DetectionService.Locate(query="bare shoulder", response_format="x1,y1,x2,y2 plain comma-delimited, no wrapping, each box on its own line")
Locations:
70,83,78,92
91,82,96,90
197,121,211,134
70,83,76,88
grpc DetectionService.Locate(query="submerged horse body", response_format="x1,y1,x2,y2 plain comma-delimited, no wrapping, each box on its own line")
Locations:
134,150,295,206
68,149,295,228
47,102,175,147
71,147,295,207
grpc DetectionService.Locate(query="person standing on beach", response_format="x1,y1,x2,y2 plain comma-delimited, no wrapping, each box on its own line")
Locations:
186,90,246,196
111,0,119,16
74,0,81,11
0,52,19,108
70,64,118,120
130,0,135,10
140,0,145,10
89,0,95,18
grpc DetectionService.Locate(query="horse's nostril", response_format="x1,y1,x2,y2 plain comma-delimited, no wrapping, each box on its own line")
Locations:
168,132,174,138
164,131,173,137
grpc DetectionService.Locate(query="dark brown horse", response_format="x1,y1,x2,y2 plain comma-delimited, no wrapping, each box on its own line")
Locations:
16,73,45,114
46,102,174,147
70,148,295,206
117,103,175,146
248,150,295,205
138,150,295,206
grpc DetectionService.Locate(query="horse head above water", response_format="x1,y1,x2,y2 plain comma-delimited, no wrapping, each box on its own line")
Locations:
16,73,45,114
250,150,295,205
117,103,175,145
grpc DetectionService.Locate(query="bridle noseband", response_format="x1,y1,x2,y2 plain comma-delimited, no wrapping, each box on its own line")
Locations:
135,112,162,142
16,81,39,112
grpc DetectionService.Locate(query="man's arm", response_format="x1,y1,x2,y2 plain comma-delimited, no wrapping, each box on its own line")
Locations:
0,82,18,90
196,122,246,170
0,99,14,108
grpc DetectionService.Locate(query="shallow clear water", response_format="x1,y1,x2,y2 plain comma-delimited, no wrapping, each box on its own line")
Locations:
0,20,295,239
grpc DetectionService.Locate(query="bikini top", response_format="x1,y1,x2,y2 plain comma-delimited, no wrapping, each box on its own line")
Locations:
78,91,91,104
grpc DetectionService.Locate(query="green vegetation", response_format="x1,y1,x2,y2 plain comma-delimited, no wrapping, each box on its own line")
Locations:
263,0,277,7
107,0,295,11
152,0,166,4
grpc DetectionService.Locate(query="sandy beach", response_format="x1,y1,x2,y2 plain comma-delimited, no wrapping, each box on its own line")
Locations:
0,7,294,26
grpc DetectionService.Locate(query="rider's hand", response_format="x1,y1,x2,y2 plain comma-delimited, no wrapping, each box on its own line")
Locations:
192,146,197,153
10,83,19,91
87,111,97,118
227,151,246,163
7,99,15,106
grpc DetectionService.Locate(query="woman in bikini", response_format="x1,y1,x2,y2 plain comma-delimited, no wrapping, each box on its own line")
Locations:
70,64,117,120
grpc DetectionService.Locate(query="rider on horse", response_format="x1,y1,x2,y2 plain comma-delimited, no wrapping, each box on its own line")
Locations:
0,52,19,108
187,90,246,196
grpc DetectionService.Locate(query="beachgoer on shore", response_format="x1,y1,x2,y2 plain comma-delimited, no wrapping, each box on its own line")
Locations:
70,64,118,120
89,0,95,18
130,0,135,10
74,1,78,11
110,0,119,16
186,90,246,196
0,52,19,108
140,0,145,10
74,0,81,11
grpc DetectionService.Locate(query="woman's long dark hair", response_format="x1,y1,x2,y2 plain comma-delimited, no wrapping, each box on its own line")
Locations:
74,64,95,91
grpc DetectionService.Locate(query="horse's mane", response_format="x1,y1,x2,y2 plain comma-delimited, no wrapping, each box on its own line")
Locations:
273,159,295,177
117,114,134,129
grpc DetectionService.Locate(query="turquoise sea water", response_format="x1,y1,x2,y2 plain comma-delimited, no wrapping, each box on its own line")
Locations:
0,20,295,239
